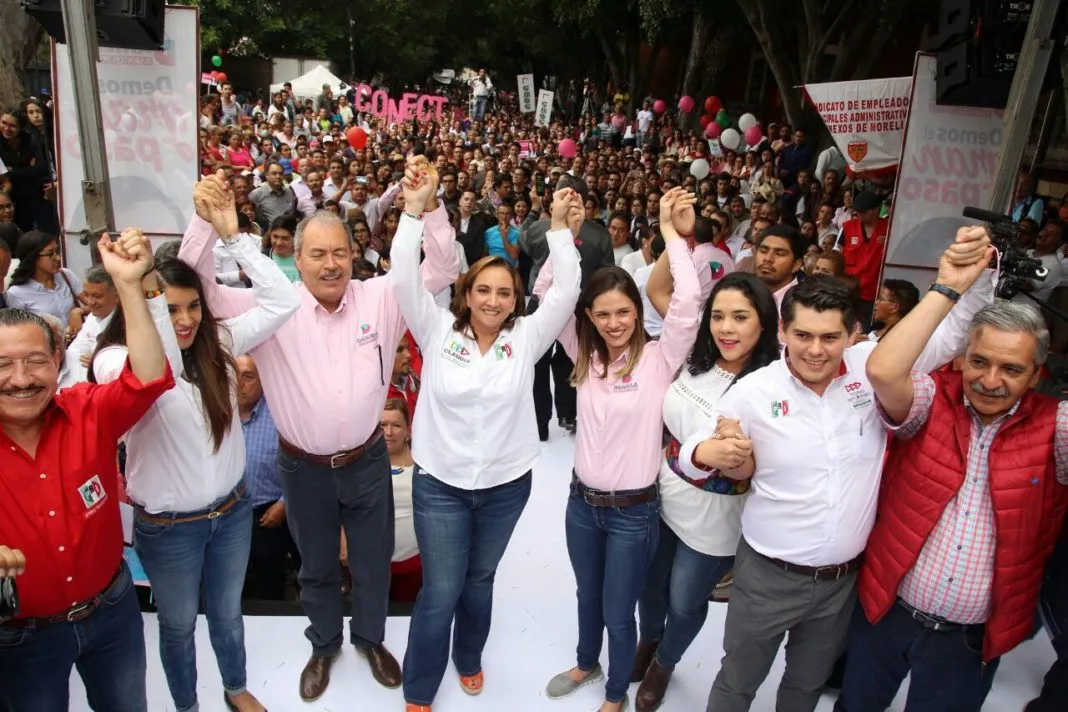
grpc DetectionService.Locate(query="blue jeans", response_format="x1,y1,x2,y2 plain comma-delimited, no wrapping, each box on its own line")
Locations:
837,602,1000,712
566,490,660,702
473,96,488,121
402,469,531,705
638,518,735,668
134,483,253,712
0,562,146,712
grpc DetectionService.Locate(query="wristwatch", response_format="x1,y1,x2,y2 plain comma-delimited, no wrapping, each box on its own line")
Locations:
928,283,961,302
403,210,424,221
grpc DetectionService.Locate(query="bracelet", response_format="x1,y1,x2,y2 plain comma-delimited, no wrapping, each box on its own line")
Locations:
144,289,163,299
928,283,961,302
403,210,424,221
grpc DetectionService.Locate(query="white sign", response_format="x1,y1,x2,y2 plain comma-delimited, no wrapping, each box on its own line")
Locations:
534,89,554,128
517,74,535,114
883,54,1003,283
55,5,199,272
805,76,912,176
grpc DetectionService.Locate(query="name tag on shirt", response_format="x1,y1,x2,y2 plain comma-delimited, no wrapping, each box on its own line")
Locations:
612,375,639,394
844,381,873,411
356,323,379,347
442,339,473,366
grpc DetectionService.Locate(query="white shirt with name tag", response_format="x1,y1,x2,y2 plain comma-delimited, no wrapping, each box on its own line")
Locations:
391,215,581,490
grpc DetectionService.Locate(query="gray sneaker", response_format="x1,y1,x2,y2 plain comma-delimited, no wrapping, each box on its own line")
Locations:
545,663,604,699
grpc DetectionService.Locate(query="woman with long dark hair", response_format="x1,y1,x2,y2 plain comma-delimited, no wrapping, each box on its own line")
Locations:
6,230,83,335
0,106,51,233
544,187,702,712
261,213,300,282
89,217,299,712
631,272,781,710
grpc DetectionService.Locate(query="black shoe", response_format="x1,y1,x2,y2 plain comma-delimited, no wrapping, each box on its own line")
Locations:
559,417,576,433
539,423,550,442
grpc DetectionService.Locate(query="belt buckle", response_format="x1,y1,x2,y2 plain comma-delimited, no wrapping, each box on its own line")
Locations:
813,564,844,582
207,510,221,520
330,451,347,469
65,601,92,622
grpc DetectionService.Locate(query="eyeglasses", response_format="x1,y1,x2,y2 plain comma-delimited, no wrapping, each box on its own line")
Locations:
38,251,59,259
0,354,54,374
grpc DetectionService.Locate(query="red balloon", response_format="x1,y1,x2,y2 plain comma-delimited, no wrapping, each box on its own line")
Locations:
215,72,227,83
210,70,219,80
346,126,368,150
699,115,713,128
705,122,722,139
705,96,722,115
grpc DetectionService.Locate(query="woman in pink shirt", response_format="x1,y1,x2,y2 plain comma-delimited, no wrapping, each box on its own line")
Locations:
227,132,253,170
543,187,703,712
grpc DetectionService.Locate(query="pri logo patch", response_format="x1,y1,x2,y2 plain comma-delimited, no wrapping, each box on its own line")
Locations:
78,475,106,510
708,261,726,280
770,400,790,418
493,343,514,360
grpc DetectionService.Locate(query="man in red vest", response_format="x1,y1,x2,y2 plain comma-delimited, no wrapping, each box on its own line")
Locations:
840,190,888,329
837,226,1068,712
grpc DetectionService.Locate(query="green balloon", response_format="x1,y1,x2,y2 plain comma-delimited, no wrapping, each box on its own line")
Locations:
211,55,223,68
716,110,729,128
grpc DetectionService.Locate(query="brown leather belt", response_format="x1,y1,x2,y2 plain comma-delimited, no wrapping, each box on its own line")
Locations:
2,566,125,629
279,429,383,469
570,475,658,509
135,481,246,525
754,547,864,583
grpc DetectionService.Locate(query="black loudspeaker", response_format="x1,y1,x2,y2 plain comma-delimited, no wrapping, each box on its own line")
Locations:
21,0,165,50
934,0,1034,108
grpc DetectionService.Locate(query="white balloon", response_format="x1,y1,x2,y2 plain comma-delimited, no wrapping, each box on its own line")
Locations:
689,158,710,181
738,113,757,132
721,128,741,151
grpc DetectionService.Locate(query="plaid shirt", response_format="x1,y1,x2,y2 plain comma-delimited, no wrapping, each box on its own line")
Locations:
883,371,1068,624
241,397,283,509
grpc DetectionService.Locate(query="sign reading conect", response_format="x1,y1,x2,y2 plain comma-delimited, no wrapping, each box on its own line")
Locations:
353,84,448,125
54,4,199,254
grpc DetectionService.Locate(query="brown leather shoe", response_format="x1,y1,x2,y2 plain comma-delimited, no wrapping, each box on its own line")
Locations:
357,643,402,689
636,658,673,712
630,638,659,683
299,649,341,701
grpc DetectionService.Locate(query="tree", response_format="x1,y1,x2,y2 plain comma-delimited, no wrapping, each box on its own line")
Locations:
732,0,908,130
0,0,44,110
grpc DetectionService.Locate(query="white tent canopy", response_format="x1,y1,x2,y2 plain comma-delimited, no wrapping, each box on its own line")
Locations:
270,64,346,99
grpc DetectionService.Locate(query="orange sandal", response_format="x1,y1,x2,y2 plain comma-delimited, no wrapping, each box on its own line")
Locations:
459,671,484,696
405,704,431,712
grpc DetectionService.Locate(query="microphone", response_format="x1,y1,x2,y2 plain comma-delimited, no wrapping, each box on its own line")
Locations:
961,207,1010,224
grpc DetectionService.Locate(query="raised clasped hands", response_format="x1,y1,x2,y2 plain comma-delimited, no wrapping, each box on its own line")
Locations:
193,170,238,241
936,225,994,294
401,154,435,217
549,187,584,234
659,186,696,240
98,228,153,286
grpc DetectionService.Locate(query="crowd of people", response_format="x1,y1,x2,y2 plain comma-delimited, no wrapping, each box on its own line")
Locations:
0,69,1067,712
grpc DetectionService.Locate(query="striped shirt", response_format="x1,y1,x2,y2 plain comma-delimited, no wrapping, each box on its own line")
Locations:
241,397,283,508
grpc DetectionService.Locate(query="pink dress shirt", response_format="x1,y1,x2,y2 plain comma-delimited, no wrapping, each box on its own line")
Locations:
539,239,702,492
177,208,459,454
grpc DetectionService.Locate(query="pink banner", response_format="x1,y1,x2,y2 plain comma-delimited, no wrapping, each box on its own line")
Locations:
353,84,447,125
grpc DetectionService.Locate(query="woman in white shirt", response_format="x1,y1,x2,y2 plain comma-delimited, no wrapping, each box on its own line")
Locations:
6,230,83,333
383,398,422,603
90,216,299,712
392,179,582,710
631,271,782,711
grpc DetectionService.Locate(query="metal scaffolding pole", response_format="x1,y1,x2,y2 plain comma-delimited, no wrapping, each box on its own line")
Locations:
60,0,115,241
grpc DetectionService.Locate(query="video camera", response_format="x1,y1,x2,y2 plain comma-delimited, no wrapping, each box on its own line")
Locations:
961,207,1048,300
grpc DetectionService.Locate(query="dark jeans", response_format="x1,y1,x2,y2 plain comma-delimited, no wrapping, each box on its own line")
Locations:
1029,537,1068,710
638,518,735,669
566,490,660,702
402,470,532,705
134,484,253,711
278,436,393,656
533,341,576,430
837,602,999,712
0,562,147,712
245,500,301,601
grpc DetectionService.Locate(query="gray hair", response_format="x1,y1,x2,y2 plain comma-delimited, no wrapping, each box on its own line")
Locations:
294,210,354,254
84,265,114,287
0,308,56,354
968,301,1050,365
154,239,183,264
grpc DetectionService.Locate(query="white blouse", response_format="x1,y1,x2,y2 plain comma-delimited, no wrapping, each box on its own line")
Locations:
94,238,299,513
392,464,418,562
658,364,749,557
391,215,581,490
5,268,83,327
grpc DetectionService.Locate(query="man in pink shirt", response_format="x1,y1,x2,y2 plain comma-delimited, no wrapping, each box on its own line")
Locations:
179,165,459,701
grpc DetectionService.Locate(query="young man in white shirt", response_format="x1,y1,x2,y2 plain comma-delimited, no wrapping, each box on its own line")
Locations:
687,228,995,712
636,100,655,150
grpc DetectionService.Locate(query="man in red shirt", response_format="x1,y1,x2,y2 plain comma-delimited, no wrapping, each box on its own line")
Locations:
840,190,888,329
0,230,174,711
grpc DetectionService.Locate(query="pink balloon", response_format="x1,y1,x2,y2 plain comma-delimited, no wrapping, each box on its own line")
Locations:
652,99,666,114
558,138,577,159
678,96,695,113
705,121,722,139
744,125,764,146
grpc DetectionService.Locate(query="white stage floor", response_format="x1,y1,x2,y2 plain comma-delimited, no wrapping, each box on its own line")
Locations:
72,421,1055,711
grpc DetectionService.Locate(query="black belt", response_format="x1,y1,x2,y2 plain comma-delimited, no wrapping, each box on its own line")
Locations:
754,547,863,582
897,598,977,633
1,566,125,629
570,474,658,509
